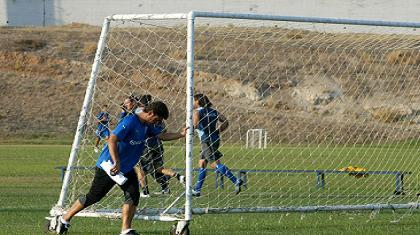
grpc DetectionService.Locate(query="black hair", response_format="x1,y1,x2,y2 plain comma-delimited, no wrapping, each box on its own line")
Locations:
194,94,212,108
136,94,152,107
143,101,169,120
127,95,136,103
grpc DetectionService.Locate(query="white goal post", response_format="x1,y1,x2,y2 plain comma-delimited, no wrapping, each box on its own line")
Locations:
246,129,267,149
49,11,420,233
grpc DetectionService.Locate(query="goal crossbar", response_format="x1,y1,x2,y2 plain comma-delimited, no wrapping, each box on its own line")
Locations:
109,11,420,28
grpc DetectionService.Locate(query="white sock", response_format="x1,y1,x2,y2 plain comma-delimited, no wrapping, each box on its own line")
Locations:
60,216,70,225
120,228,133,234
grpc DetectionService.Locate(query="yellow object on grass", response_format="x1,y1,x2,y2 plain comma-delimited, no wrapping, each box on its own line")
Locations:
338,166,369,178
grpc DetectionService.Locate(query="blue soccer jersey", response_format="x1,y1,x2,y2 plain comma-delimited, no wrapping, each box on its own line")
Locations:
96,114,163,173
145,122,165,148
96,111,110,139
119,111,129,120
96,111,110,126
195,107,219,143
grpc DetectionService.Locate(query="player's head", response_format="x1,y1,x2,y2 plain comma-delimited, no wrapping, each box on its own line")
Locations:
141,101,169,124
194,94,212,108
122,96,136,112
102,104,108,110
136,94,152,107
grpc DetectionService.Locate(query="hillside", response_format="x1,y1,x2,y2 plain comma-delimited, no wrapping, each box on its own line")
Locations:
1,24,420,144
0,25,98,140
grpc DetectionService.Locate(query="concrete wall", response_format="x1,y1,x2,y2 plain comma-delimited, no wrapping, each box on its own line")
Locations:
2,0,420,27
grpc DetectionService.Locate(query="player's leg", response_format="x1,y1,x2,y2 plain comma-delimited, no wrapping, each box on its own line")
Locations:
94,126,103,153
134,165,146,189
135,163,150,197
148,146,172,193
152,146,185,187
208,142,243,194
57,167,116,234
153,170,170,193
210,160,242,194
94,135,101,153
192,145,209,197
159,167,185,186
210,159,238,185
119,169,140,235
94,136,101,148
120,204,138,235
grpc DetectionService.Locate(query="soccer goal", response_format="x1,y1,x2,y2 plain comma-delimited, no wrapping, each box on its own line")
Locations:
49,11,420,234
246,129,267,149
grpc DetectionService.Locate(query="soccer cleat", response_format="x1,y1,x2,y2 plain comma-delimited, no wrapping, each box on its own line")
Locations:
234,179,243,195
56,216,70,234
178,175,186,187
191,189,201,197
94,147,99,153
120,229,140,235
140,191,150,198
162,187,171,194
154,188,171,195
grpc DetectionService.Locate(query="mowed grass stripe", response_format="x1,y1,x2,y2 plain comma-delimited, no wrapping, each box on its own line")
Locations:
1,145,420,234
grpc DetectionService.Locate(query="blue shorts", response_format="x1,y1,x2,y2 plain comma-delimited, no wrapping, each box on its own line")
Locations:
95,125,110,139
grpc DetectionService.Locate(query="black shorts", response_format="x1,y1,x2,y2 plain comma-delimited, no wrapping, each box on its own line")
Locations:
139,144,164,174
200,141,223,163
80,167,140,207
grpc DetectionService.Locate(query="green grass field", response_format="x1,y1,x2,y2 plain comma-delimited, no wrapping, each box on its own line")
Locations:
1,144,420,234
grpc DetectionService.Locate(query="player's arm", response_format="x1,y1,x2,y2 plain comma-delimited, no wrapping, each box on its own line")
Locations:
158,127,188,141
218,113,229,133
96,113,103,124
193,109,200,129
108,134,120,174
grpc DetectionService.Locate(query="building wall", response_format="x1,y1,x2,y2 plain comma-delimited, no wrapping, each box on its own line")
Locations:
2,0,420,27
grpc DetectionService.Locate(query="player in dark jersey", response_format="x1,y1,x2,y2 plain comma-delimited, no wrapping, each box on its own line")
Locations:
134,95,185,197
191,94,243,197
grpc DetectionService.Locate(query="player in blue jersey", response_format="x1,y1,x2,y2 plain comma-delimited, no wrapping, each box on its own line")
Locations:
134,95,185,197
191,94,243,197
94,105,110,153
53,101,188,235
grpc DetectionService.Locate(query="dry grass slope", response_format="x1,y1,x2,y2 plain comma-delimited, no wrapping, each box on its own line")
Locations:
1,25,420,144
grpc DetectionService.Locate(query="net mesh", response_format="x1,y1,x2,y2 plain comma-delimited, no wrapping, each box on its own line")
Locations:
62,15,420,219
192,17,420,211
65,18,189,218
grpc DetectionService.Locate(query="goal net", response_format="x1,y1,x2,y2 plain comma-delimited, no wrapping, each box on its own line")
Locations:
246,129,267,149
51,12,420,225
51,15,191,221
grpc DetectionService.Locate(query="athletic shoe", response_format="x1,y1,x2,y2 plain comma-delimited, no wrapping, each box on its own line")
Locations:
94,147,99,153
140,191,150,198
191,189,201,197
120,229,140,235
154,188,171,195
178,175,186,187
56,216,70,234
234,179,243,195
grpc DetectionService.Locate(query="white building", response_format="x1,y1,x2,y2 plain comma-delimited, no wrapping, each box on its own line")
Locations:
1,0,420,27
